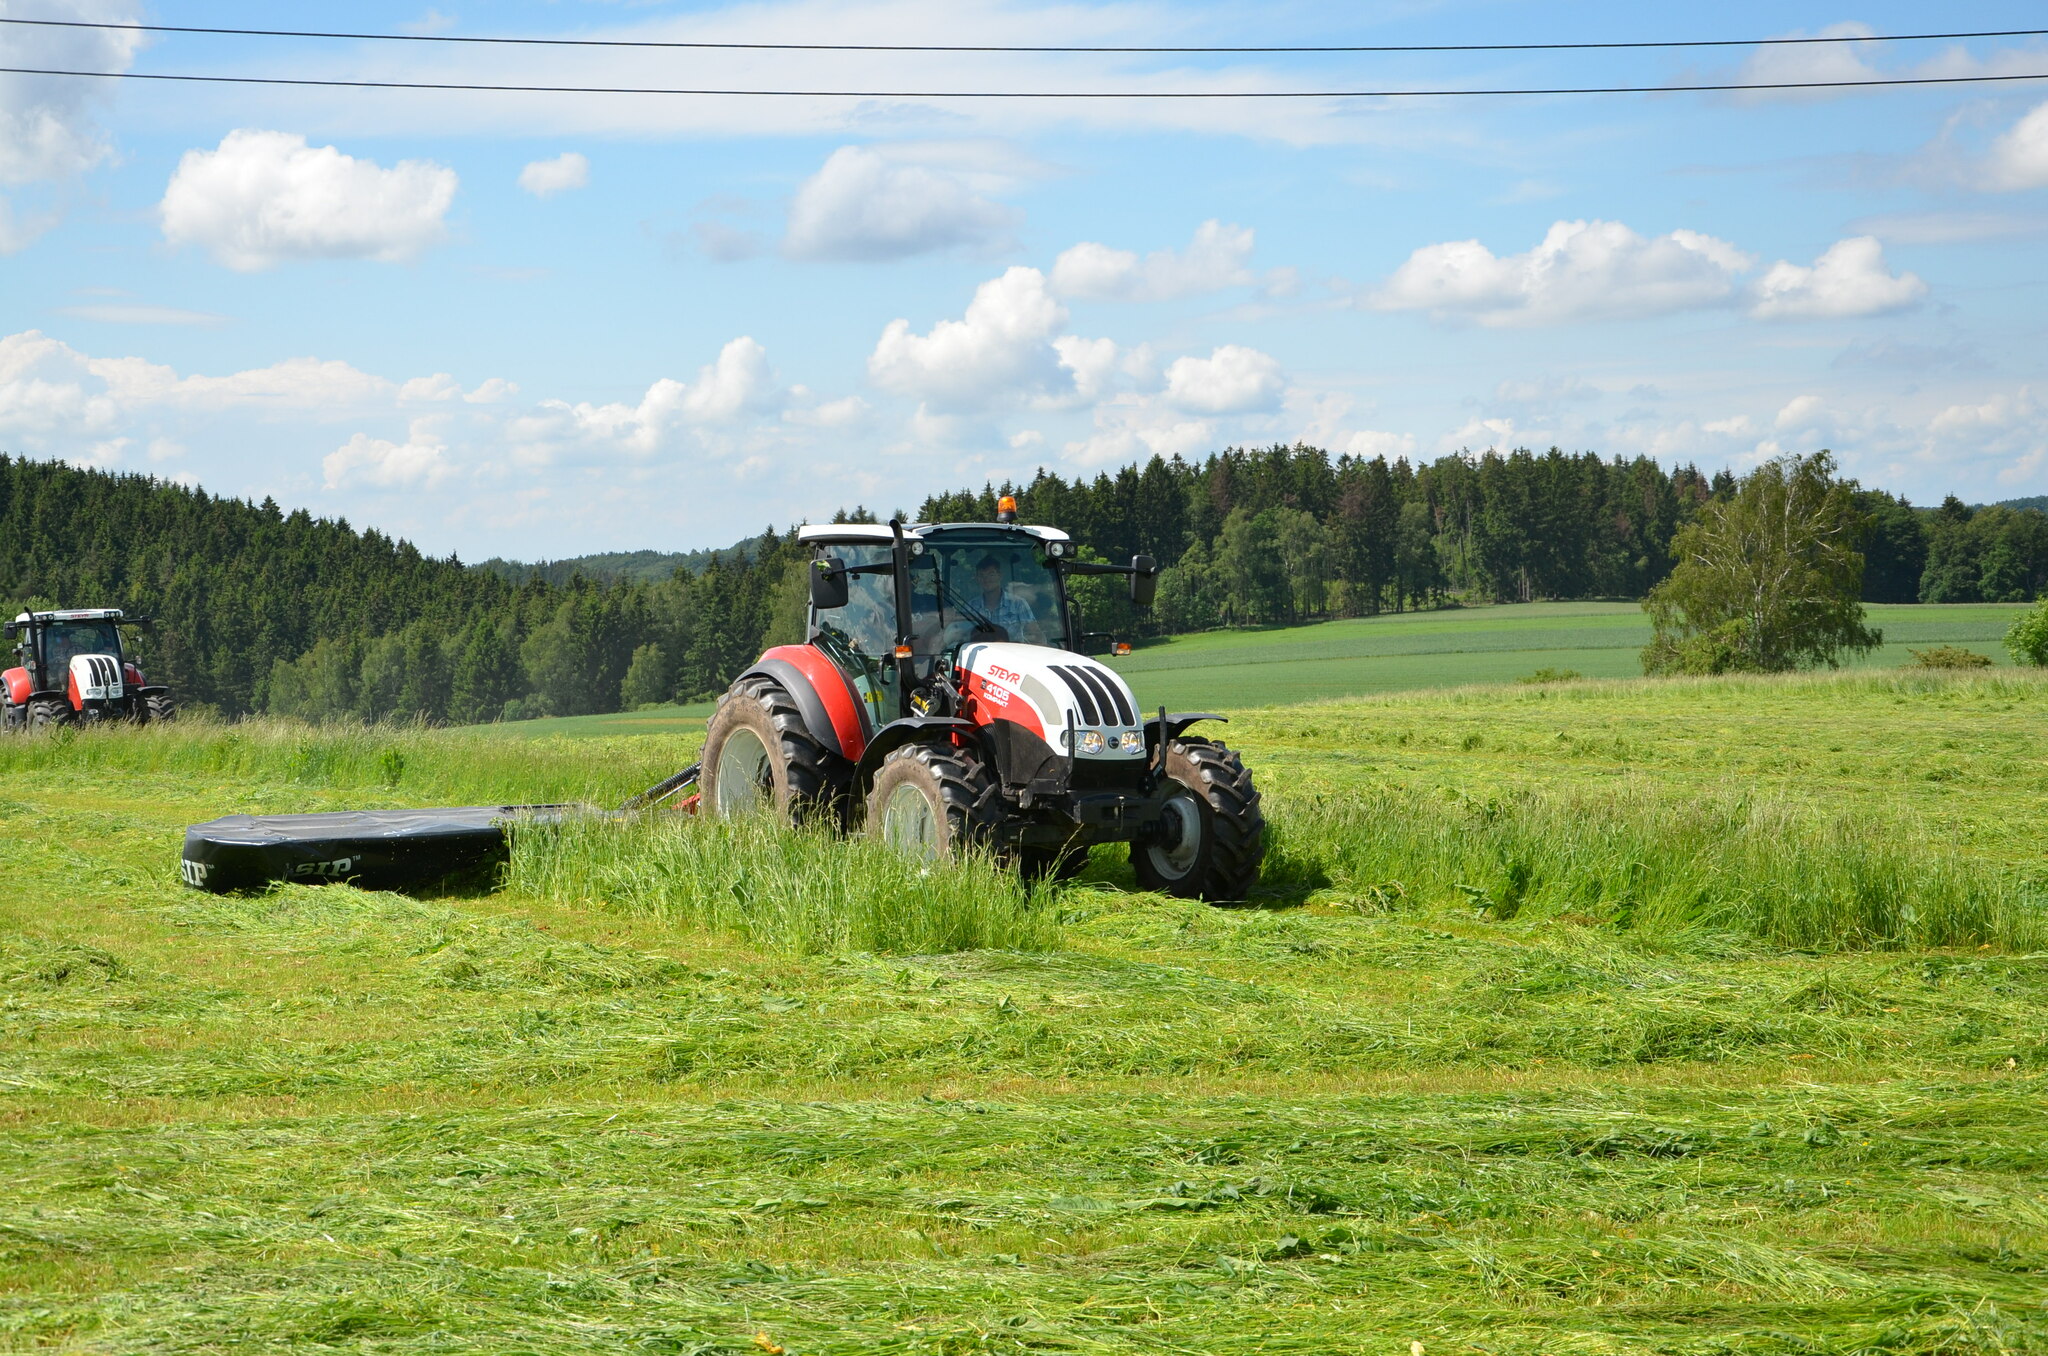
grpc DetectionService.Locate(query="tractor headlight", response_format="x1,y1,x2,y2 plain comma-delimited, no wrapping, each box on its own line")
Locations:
1078,730,1105,755
1119,731,1143,753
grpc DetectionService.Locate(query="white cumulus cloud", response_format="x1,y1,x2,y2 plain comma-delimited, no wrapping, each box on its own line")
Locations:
1728,22,1879,101
159,130,458,271
784,146,1018,262
868,267,1069,409
0,0,145,185
1163,345,1284,414
1374,220,1753,326
1986,100,2048,191
509,337,780,460
1051,220,1258,301
324,419,452,490
518,151,589,197
1749,237,1926,319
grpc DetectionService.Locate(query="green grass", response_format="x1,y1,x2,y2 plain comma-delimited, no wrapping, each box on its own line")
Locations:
4,670,2048,1352
1106,601,2032,711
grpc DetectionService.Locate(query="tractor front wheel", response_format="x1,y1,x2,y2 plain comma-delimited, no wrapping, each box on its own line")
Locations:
144,692,178,724
865,741,1000,862
700,675,837,825
27,698,75,733
1131,739,1265,902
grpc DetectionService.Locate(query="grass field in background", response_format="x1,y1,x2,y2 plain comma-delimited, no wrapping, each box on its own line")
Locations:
1104,601,2029,712
3,669,2046,1351
496,601,2029,739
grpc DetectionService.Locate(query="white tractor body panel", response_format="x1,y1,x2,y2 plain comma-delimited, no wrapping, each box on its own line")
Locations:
958,642,1146,764
69,654,124,702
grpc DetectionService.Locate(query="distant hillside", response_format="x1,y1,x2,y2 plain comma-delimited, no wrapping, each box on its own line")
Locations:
0,454,520,715
473,540,758,586
1996,495,2048,513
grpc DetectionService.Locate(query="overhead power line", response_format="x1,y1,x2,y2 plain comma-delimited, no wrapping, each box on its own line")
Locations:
3,15,2046,55
4,65,2047,99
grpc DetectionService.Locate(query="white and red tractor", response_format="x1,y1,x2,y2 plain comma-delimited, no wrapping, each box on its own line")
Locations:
3,609,176,732
699,508,1264,899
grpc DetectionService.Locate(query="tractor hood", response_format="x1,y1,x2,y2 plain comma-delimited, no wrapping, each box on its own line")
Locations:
957,642,1145,762
68,654,124,704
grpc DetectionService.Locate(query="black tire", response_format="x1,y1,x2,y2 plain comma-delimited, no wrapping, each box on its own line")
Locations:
1131,738,1265,902
700,675,838,825
0,698,20,734
865,740,1001,862
144,692,177,724
27,697,75,733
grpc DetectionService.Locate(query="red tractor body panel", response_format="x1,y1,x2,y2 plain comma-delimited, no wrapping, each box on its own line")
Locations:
2,668,27,706
124,662,145,689
759,643,869,759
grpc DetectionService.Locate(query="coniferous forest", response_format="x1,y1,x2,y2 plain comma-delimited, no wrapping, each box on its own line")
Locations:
2,448,2043,722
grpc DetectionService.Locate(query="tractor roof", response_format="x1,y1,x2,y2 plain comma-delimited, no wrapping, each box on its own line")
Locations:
797,522,1070,545
13,609,125,624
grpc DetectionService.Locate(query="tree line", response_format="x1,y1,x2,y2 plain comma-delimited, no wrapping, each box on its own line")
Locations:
3,448,2043,723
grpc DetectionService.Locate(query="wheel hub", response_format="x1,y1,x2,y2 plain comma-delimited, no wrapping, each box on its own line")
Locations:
1145,792,1204,879
713,727,772,816
880,781,940,859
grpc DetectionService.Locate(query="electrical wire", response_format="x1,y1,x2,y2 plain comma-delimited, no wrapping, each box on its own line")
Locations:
3,15,2045,55
4,65,2046,99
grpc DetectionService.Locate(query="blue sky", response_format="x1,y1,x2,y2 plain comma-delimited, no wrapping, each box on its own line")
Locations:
3,0,2047,560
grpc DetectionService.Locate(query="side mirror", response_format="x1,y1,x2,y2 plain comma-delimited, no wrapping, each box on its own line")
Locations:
809,556,849,611
1129,554,1158,607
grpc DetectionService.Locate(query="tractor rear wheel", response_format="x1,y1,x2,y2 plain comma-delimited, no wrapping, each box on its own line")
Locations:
144,692,178,724
701,675,837,825
865,741,1000,862
1131,738,1264,902
27,698,75,733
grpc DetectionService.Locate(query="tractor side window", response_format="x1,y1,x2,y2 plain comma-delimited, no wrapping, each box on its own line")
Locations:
817,545,896,658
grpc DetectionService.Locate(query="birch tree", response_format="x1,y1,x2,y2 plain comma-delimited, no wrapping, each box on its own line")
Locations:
1641,451,1880,674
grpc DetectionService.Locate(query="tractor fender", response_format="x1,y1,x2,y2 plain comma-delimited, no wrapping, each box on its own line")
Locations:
1145,712,1226,751
739,645,870,761
852,718,982,796
2,668,26,707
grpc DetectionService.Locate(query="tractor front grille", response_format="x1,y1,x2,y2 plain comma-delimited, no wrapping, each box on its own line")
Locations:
1049,664,1135,726
80,656,120,692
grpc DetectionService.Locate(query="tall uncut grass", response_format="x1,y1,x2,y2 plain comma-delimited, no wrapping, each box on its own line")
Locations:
508,814,1057,956
11,712,2037,954
1272,784,2045,951
0,715,685,808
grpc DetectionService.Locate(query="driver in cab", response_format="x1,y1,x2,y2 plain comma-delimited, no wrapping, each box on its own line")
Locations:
973,555,1045,644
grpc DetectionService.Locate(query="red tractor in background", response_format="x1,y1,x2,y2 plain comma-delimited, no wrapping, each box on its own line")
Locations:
700,504,1264,899
3,609,176,732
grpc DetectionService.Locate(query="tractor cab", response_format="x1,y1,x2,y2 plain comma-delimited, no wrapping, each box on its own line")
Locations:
700,504,1265,900
2,609,175,731
799,521,1084,726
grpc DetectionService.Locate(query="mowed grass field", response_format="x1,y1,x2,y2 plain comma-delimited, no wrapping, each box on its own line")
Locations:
501,601,2030,739
3,668,2047,1352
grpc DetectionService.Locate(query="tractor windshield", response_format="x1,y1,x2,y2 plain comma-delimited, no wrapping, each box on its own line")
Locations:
911,532,1066,652
40,621,121,672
